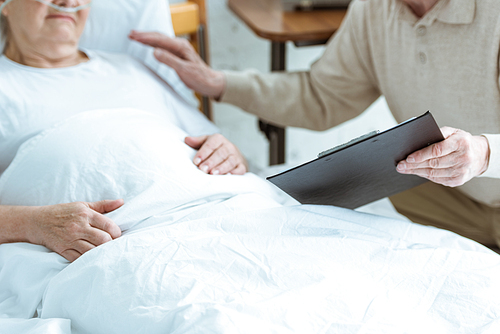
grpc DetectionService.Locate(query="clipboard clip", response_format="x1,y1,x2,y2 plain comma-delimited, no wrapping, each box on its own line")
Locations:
318,130,380,158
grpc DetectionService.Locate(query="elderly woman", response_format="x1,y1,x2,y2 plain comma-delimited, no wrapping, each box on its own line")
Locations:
0,0,247,262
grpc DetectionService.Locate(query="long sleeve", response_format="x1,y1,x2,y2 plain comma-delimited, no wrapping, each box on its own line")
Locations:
220,1,380,131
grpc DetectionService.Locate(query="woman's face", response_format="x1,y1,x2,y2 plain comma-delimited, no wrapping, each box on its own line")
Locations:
0,0,90,54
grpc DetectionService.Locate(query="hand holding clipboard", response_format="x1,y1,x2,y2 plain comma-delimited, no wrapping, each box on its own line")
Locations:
267,112,444,209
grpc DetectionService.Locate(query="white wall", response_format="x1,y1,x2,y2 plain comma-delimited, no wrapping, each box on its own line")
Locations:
176,0,398,170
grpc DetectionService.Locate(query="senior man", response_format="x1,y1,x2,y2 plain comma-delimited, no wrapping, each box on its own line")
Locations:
130,0,500,248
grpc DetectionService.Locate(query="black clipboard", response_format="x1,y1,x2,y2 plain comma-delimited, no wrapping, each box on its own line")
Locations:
266,112,444,209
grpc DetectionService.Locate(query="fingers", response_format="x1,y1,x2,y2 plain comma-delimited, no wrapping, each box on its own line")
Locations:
397,153,458,171
60,218,116,262
398,166,459,179
84,223,114,243
130,31,198,63
396,126,490,187
89,199,124,214
130,31,225,98
190,134,248,175
153,48,186,72
439,126,458,139
402,127,458,165
59,240,95,262
405,130,460,164
397,137,463,186
203,145,230,173
398,170,465,187
209,152,248,175
185,135,208,150
397,161,465,187
87,200,123,239
129,31,185,56
198,150,247,175
87,212,121,239
60,249,81,262
61,223,115,262
230,164,247,175
35,201,123,262
397,127,464,170
73,239,96,256
208,153,238,175
192,133,224,170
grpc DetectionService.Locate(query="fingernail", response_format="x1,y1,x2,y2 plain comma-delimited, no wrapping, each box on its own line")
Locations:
194,157,201,165
154,49,165,57
201,165,209,173
407,156,415,163
213,170,220,175
397,163,406,170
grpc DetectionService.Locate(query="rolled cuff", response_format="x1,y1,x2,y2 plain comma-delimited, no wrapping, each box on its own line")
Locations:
479,134,500,178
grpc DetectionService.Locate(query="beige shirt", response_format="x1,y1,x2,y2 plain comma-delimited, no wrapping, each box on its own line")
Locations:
221,0,500,207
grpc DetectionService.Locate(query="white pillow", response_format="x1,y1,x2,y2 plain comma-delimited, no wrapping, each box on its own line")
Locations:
1,0,195,105
81,0,195,104
80,0,175,54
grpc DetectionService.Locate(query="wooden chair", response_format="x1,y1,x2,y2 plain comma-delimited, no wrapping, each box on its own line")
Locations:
169,0,212,120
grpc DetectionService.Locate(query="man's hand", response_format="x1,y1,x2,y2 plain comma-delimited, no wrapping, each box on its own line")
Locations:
129,31,225,99
396,126,490,187
185,134,248,175
31,200,124,262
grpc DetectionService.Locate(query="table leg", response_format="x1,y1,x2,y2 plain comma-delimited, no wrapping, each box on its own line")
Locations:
271,41,286,72
259,41,287,165
259,121,286,165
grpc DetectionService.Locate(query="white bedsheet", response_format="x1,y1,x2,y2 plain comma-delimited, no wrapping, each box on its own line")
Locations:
1,109,499,333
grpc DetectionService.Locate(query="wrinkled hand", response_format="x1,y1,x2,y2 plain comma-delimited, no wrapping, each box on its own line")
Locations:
31,200,124,262
396,126,490,187
185,134,248,175
129,31,225,99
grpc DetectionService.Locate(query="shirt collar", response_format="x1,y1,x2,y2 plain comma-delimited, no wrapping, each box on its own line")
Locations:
436,0,475,24
397,0,475,26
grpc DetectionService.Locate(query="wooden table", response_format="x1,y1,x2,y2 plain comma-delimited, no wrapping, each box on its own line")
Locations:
227,0,347,165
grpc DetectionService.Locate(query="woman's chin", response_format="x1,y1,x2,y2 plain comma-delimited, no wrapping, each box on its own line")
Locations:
41,33,80,49
42,24,80,41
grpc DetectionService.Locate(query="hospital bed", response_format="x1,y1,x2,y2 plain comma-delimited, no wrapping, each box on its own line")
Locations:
1,1,500,333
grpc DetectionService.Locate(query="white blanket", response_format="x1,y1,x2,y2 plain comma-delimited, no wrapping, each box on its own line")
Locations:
1,109,499,334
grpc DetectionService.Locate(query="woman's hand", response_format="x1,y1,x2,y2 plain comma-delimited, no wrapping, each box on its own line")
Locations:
31,199,124,262
185,134,248,175
128,31,225,99
396,127,490,187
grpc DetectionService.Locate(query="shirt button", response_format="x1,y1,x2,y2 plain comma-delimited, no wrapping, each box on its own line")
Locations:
419,52,427,64
417,26,427,36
